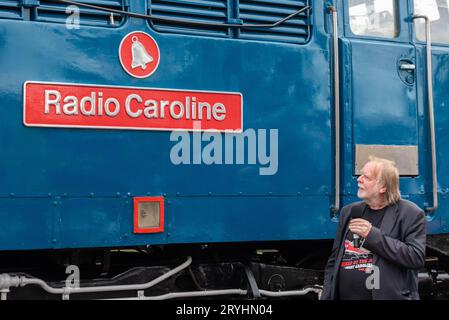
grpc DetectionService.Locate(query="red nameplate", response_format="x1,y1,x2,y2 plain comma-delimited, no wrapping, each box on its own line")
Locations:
24,82,243,132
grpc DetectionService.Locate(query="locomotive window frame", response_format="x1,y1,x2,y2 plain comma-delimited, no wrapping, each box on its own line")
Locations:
412,0,449,46
345,0,400,40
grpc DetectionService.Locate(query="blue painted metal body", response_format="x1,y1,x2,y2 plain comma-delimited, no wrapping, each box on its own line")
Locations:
0,0,447,251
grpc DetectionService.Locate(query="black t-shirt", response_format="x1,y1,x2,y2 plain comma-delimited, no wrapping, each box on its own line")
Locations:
338,206,386,300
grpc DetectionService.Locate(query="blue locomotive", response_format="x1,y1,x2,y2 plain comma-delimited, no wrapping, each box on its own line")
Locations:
0,0,449,299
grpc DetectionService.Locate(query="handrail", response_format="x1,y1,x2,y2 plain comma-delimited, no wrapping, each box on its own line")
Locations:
412,15,438,213
329,6,341,216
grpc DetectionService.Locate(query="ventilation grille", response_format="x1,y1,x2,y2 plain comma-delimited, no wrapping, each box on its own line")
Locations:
238,0,310,44
149,0,230,37
148,0,311,44
35,0,127,27
0,0,22,20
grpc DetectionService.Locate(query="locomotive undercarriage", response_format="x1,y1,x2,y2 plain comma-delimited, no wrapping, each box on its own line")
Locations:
1,238,449,300
0,241,326,300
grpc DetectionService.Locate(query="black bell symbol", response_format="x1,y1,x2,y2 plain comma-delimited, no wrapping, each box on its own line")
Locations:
131,36,154,70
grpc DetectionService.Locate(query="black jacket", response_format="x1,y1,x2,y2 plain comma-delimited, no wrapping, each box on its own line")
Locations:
321,199,426,300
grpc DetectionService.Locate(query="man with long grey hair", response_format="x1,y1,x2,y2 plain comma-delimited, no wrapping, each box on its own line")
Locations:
322,157,426,300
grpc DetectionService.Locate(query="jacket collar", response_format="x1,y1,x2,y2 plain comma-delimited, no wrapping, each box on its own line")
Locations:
341,200,400,237
368,201,400,265
378,201,400,236
359,201,400,235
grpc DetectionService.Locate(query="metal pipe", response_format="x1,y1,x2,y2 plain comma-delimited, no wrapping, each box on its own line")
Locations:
106,287,323,300
419,272,449,281
0,256,192,299
437,274,449,281
260,288,322,299
104,289,248,300
412,15,438,213
329,5,341,216
0,290,8,301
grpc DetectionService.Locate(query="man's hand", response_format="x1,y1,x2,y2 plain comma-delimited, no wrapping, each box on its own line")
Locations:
349,219,372,238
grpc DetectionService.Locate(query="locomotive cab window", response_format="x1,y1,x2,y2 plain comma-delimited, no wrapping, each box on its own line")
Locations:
414,0,449,44
348,0,398,38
